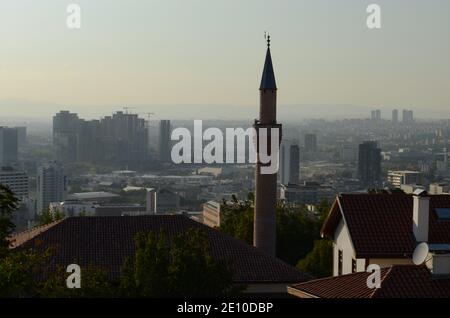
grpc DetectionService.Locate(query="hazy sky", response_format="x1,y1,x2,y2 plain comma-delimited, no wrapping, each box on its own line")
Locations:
1,0,450,120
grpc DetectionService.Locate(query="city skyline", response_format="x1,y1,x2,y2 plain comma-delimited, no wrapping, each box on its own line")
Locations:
1,0,450,120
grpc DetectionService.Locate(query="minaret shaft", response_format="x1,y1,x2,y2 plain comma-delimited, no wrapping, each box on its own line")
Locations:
253,42,282,257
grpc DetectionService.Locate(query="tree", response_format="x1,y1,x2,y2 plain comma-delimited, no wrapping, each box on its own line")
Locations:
119,229,239,297
38,264,113,298
0,184,51,297
37,209,64,226
219,194,254,244
0,184,19,258
297,239,333,278
219,193,331,266
0,250,49,297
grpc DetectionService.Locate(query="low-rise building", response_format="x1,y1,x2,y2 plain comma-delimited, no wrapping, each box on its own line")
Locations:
429,183,450,195
146,188,180,214
387,170,422,188
202,200,221,228
288,191,450,298
321,191,450,276
280,181,334,205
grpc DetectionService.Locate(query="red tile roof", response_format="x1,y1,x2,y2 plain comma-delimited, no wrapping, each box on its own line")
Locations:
9,219,63,248
321,194,450,258
14,215,310,284
289,265,450,298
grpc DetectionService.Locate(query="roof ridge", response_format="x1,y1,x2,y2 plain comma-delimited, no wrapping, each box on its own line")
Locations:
10,218,66,248
369,265,395,298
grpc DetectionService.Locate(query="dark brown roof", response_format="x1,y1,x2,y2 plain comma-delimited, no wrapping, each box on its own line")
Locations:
321,194,450,258
289,265,450,298
14,215,309,284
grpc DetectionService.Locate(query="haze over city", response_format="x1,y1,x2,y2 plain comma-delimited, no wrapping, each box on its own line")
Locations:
1,0,450,303
1,0,450,121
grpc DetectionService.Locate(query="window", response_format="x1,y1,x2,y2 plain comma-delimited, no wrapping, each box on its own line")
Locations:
436,208,450,220
338,250,343,276
352,258,357,273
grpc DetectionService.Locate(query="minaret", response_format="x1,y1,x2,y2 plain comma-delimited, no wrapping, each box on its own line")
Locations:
253,34,282,256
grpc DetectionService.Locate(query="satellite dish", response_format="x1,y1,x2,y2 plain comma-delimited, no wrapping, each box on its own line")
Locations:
412,242,429,265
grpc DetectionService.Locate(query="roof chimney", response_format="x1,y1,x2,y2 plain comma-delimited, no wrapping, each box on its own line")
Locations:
413,189,429,242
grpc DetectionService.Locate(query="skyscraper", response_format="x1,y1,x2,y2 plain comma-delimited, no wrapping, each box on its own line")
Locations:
304,133,317,152
53,111,80,163
402,109,414,123
37,162,68,213
0,127,18,167
289,144,300,184
392,109,399,124
371,110,381,121
253,35,282,256
358,141,382,189
279,141,300,185
159,120,171,163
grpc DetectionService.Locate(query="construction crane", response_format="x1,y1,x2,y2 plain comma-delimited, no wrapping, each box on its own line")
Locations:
123,106,137,114
145,112,155,121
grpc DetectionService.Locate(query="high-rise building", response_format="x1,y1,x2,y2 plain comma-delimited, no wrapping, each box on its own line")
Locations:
14,126,27,147
290,144,300,184
53,111,80,163
159,120,171,163
0,167,29,198
280,141,300,185
358,141,382,189
392,109,399,124
279,141,291,185
36,162,68,213
371,109,381,121
402,109,414,123
304,133,317,152
53,111,149,167
253,36,282,256
0,127,18,167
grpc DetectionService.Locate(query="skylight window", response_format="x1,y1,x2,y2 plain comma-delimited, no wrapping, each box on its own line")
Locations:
435,208,450,220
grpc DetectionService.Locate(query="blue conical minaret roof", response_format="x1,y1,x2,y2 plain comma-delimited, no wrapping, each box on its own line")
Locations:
259,36,277,90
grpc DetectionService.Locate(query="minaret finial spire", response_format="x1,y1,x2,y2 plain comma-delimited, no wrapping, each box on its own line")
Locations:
264,31,271,48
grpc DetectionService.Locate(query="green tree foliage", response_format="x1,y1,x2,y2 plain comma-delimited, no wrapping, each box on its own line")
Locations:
220,193,331,267
119,229,239,297
39,264,114,298
219,194,254,244
0,184,19,258
297,239,333,278
0,250,48,297
37,209,64,226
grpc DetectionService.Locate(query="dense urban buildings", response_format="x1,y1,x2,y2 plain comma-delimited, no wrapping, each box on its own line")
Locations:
53,110,149,167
